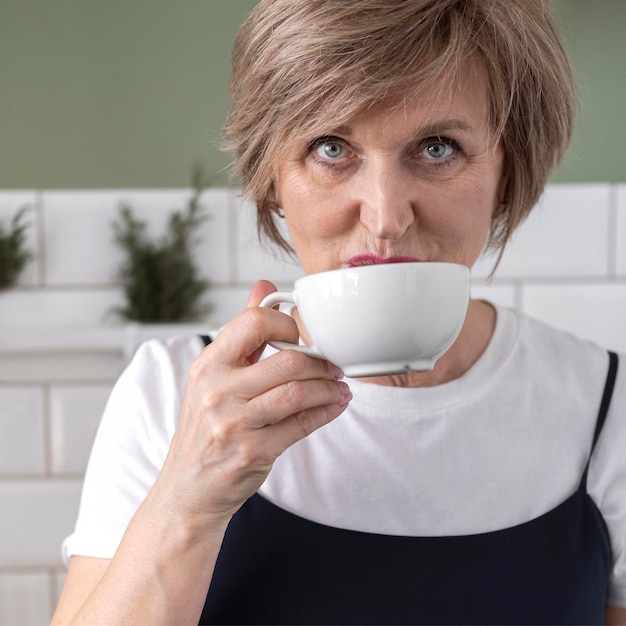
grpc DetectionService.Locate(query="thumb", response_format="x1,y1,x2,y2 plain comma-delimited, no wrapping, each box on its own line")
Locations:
243,280,279,365
246,280,278,308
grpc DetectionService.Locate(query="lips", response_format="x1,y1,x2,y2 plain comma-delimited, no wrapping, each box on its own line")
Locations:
347,255,423,267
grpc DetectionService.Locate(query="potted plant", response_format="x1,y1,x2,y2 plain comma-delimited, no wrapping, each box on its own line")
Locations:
112,165,212,323
0,206,34,290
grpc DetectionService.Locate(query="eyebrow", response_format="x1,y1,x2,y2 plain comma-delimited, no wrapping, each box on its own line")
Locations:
332,118,475,138
412,119,474,135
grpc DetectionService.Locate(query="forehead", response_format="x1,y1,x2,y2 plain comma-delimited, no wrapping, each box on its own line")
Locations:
292,57,492,141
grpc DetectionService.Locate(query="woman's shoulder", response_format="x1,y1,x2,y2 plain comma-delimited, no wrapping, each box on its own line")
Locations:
127,333,210,384
101,333,211,436
132,332,209,363
502,305,618,379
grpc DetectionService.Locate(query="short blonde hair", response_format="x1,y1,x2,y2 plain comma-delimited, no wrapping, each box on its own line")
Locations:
224,0,576,257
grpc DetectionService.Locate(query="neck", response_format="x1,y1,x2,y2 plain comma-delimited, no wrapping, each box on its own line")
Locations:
359,299,497,388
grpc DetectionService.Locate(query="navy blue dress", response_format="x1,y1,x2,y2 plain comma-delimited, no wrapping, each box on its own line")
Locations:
199,338,617,625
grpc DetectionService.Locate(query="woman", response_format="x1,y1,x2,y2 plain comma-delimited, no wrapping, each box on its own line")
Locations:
52,0,626,624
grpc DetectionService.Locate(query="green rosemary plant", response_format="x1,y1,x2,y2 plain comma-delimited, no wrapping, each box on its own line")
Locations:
112,165,212,322
0,206,34,290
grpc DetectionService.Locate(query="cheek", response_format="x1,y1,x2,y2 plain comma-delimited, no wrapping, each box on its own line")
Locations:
277,169,330,218
275,169,312,208
287,208,348,250
279,174,354,237
421,181,496,256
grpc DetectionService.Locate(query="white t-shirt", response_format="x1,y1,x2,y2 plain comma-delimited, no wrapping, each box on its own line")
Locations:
63,305,626,606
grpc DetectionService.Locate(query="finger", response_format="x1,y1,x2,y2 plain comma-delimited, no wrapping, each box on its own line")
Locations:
244,279,278,363
205,281,285,366
264,388,352,453
246,280,277,308
209,305,301,367
235,348,343,401
244,375,351,428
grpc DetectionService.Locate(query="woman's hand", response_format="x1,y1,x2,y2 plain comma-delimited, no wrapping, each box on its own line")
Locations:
52,280,350,626
157,280,352,528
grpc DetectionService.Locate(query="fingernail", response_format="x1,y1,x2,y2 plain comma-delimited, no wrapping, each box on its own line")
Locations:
339,381,352,402
334,366,345,380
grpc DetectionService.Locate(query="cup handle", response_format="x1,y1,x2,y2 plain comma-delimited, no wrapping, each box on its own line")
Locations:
258,292,324,359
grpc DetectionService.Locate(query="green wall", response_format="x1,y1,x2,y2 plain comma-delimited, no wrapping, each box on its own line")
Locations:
0,0,257,188
0,0,624,189
550,0,626,183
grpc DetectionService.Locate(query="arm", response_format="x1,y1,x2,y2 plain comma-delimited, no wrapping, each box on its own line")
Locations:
51,280,351,625
606,605,626,625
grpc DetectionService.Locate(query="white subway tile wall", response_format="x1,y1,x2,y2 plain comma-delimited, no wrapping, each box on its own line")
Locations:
0,184,624,624
49,386,111,475
0,388,45,475
0,573,52,626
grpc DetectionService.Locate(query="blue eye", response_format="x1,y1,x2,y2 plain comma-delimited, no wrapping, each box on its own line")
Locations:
316,141,344,160
422,140,455,160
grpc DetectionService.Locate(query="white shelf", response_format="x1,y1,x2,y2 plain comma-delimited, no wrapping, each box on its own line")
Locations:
0,323,210,383
0,322,209,354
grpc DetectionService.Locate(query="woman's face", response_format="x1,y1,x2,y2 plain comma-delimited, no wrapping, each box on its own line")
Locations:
274,59,506,274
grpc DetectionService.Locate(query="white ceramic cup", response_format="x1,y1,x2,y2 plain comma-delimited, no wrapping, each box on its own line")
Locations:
258,262,470,377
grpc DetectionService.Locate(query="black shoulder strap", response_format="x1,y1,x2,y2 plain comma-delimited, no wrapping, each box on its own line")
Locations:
199,334,212,347
580,351,619,490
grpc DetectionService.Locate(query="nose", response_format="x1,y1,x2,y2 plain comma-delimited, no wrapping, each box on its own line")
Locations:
358,159,415,240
